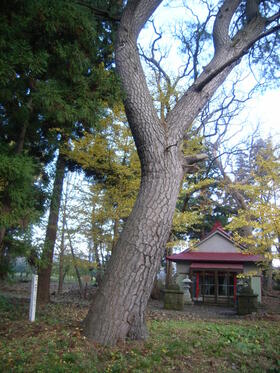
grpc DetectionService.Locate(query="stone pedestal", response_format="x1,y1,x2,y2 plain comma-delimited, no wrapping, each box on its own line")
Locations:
237,294,258,315
163,288,184,310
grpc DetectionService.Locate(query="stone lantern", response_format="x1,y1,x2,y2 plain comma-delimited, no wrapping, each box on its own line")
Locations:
182,275,193,305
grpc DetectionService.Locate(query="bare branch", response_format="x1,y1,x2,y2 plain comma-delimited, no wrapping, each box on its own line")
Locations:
182,153,208,173
138,22,172,86
266,11,280,24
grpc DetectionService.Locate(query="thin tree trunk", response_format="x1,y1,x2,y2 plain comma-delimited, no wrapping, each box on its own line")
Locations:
57,217,66,295
0,227,6,279
58,252,64,294
67,226,84,297
267,262,273,292
93,244,101,270
16,122,28,154
93,243,103,285
111,218,119,252
58,182,68,294
0,227,6,258
37,152,66,303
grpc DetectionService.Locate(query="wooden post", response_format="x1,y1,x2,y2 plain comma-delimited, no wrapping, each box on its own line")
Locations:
190,270,193,298
195,272,199,299
215,271,218,304
233,274,237,303
29,274,38,322
227,272,230,305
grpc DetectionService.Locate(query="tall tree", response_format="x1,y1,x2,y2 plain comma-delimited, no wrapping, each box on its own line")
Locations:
37,151,66,302
227,140,280,286
66,106,141,269
0,0,121,286
83,0,280,345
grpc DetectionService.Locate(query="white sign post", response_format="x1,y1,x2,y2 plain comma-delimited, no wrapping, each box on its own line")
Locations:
29,274,38,322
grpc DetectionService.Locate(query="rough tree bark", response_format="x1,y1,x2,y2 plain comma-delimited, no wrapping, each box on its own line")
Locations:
84,0,277,345
37,152,66,303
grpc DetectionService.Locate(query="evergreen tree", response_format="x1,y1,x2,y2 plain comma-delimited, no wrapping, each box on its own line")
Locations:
0,0,121,283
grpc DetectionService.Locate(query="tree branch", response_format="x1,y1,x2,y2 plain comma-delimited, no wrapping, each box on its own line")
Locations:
116,0,165,155
213,0,241,52
166,1,268,144
182,153,208,173
266,11,280,24
76,1,121,22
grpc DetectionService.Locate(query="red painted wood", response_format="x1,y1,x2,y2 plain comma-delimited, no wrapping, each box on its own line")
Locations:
167,251,262,262
190,263,243,270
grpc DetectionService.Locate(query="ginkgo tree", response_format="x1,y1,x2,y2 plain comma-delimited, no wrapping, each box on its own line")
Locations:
65,106,141,258
227,141,280,270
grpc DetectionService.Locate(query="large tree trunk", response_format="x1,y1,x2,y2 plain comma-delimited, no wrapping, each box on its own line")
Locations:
83,0,268,345
84,151,183,345
37,152,66,303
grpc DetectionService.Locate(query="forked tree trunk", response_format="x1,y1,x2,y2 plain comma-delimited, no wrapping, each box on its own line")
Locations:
84,152,183,344
83,0,268,345
37,152,66,303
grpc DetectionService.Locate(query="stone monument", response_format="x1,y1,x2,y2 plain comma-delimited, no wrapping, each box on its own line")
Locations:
182,275,193,305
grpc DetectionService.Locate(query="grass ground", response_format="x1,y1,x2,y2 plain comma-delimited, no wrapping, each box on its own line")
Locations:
0,295,280,373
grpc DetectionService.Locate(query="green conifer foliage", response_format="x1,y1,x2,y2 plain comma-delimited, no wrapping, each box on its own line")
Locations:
0,0,121,277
